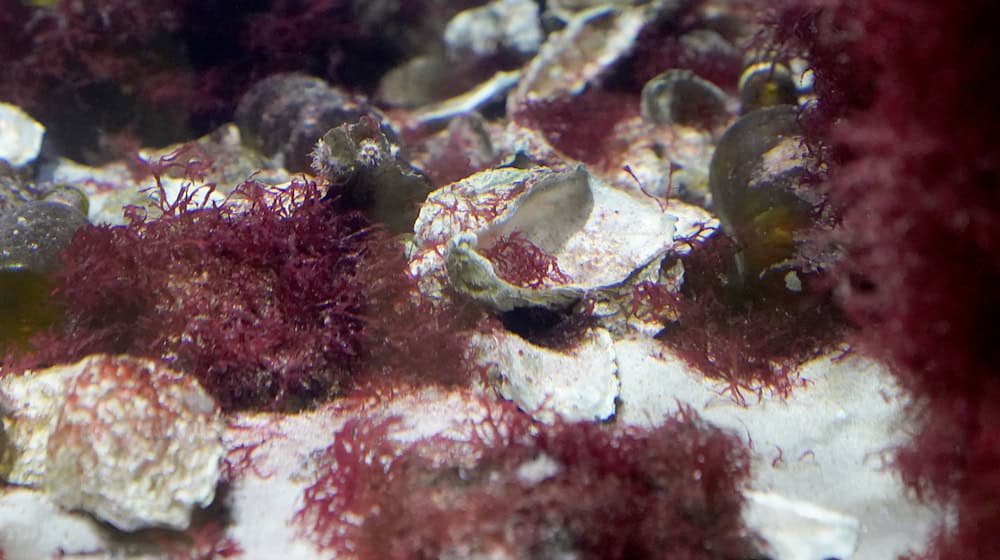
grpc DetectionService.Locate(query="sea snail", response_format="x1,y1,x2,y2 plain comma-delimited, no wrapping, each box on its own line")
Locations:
708,104,823,289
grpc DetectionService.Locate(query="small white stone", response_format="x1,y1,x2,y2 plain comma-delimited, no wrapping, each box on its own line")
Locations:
744,490,859,560
0,102,44,167
474,328,619,423
445,0,542,58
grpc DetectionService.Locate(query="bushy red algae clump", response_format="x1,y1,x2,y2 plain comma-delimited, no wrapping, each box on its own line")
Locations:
772,0,1000,557
296,401,757,560
512,89,639,165
481,231,571,289
646,230,845,403
6,149,475,410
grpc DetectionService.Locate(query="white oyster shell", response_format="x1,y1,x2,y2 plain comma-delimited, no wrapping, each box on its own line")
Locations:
412,165,690,307
0,102,44,167
509,6,648,106
0,354,224,531
473,328,619,423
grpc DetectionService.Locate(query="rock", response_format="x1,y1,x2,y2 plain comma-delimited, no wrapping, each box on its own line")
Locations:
0,355,224,531
473,328,619,423
0,103,44,168
0,200,88,275
744,491,859,560
444,0,543,58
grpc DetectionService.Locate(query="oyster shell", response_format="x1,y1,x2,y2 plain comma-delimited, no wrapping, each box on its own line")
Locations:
414,165,681,309
444,0,542,58
509,6,648,106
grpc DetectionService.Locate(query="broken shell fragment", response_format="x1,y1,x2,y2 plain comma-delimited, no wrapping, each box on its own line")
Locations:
412,70,522,125
0,355,224,531
641,69,732,130
473,327,619,423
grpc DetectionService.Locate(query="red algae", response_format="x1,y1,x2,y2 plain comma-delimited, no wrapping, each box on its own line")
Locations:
6,148,477,410
627,0,745,91
148,513,242,560
773,0,1000,556
651,231,846,402
512,89,639,165
481,230,571,289
296,400,757,560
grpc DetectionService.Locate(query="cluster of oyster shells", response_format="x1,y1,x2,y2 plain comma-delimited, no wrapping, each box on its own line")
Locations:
0,1,849,556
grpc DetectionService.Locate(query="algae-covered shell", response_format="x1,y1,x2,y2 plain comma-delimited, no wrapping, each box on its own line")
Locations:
709,104,819,283
0,354,224,531
641,69,731,130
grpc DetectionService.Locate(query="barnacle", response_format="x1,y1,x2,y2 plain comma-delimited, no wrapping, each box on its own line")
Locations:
311,116,434,233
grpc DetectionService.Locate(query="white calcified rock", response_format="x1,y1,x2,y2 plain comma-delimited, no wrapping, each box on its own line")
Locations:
744,491,860,560
444,0,542,58
0,354,224,531
0,103,44,167
473,328,619,423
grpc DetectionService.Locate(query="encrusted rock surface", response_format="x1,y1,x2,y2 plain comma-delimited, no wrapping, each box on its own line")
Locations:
0,354,224,531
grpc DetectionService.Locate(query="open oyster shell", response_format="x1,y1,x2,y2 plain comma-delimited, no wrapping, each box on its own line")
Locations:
412,163,715,321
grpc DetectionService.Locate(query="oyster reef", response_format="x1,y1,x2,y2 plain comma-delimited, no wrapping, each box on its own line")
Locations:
0,0,992,559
